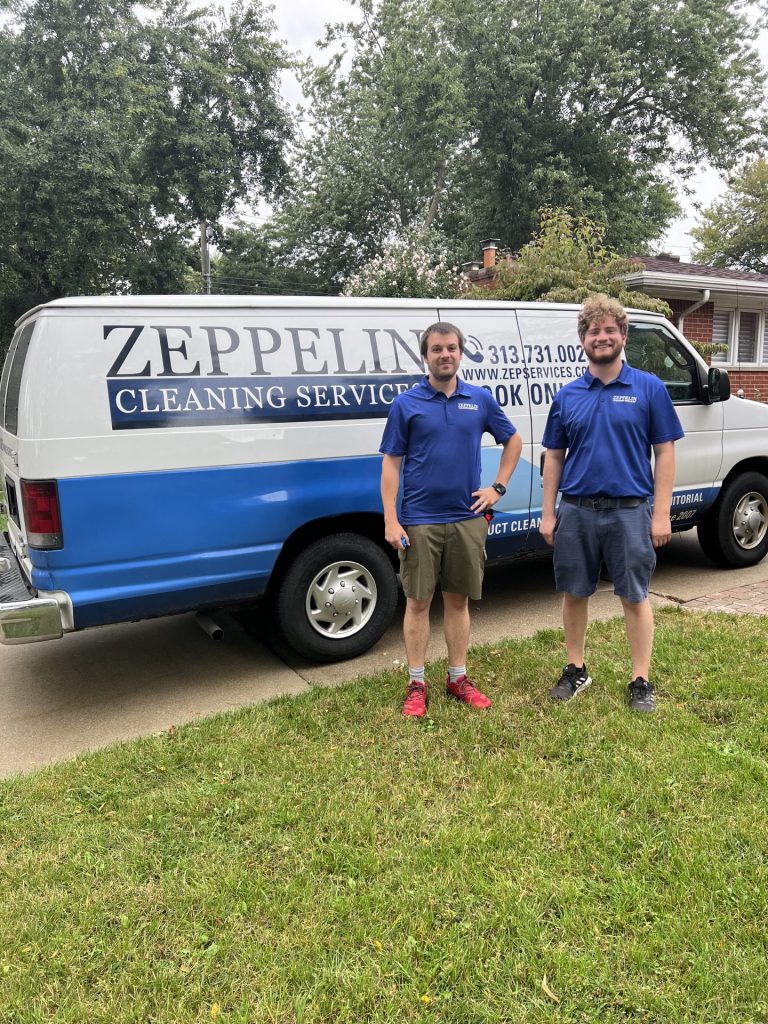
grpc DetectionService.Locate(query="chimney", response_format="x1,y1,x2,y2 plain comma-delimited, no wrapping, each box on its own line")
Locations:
481,238,500,269
462,261,481,274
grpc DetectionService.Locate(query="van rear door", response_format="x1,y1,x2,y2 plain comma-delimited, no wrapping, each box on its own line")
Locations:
1,320,37,575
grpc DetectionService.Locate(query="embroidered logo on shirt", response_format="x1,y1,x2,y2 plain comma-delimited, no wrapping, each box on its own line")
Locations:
457,402,479,410
613,395,637,403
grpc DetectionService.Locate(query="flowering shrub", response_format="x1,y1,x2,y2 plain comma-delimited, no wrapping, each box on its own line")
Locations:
342,231,458,298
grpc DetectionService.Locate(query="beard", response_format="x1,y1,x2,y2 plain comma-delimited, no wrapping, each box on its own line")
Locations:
588,349,621,364
585,341,623,364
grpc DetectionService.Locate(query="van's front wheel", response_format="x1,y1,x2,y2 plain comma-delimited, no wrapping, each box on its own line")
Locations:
275,534,398,661
697,471,768,567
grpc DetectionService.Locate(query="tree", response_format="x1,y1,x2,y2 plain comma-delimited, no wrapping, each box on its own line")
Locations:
211,220,336,295
278,0,765,282
278,0,472,282
142,0,293,232
461,208,671,315
0,0,293,351
460,0,764,252
691,158,768,273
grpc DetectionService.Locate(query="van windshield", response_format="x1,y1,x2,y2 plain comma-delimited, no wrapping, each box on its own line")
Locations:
1,322,35,435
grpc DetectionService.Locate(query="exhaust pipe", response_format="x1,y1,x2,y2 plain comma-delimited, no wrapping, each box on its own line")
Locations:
196,611,224,641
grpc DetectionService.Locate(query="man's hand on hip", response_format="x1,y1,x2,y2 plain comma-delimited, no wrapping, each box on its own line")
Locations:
470,486,502,514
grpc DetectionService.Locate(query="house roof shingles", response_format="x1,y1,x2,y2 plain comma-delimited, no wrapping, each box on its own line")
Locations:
631,256,768,284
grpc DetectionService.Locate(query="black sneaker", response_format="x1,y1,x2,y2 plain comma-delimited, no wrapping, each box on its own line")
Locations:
628,677,656,713
550,663,592,702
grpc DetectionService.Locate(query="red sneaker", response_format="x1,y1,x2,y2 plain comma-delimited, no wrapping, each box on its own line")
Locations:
446,675,492,709
402,681,428,718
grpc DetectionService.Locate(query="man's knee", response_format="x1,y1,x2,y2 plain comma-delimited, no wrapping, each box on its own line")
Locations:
442,591,469,612
406,595,433,616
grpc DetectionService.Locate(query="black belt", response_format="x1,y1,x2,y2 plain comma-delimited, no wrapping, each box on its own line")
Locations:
561,494,646,510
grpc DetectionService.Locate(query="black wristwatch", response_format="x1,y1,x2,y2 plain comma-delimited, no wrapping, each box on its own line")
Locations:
491,482,506,496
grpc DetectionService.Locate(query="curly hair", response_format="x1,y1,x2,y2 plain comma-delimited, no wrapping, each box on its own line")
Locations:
577,294,628,341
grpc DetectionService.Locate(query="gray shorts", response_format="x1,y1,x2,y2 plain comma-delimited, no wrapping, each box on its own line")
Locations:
399,517,489,601
553,501,656,603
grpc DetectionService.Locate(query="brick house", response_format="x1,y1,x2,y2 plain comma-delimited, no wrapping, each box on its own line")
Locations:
626,255,768,400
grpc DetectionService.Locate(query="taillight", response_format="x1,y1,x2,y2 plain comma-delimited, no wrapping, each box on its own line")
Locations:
20,480,63,549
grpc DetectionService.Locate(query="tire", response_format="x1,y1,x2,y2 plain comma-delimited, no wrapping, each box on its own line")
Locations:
275,533,398,662
697,471,768,568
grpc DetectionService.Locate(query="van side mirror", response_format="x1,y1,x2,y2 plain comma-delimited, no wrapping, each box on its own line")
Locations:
704,366,730,404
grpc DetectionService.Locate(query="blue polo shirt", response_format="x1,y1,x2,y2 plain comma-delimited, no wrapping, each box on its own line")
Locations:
541,364,684,498
379,376,516,525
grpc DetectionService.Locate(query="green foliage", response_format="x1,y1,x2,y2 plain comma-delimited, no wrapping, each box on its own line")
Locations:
461,0,763,253
279,0,472,282
461,209,671,314
0,0,293,348
142,0,293,226
689,341,729,360
278,0,764,281
342,227,458,297
691,157,768,273
211,220,335,295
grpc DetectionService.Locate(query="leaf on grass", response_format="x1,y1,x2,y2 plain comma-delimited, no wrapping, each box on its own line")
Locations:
542,974,560,1003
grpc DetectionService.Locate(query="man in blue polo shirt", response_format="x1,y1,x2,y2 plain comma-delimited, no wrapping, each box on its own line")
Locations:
539,294,684,713
380,321,522,718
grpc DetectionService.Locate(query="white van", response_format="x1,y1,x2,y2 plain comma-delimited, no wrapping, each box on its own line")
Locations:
1,296,767,660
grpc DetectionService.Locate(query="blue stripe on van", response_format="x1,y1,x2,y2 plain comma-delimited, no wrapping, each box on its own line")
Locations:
28,453,534,629
34,456,386,627
27,452,536,626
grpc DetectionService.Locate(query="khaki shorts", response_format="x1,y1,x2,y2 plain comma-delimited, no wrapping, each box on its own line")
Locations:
399,517,489,601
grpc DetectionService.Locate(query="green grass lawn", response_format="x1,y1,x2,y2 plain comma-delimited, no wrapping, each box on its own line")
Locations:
1,608,767,1023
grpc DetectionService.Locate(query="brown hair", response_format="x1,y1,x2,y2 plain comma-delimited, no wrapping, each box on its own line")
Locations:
420,321,466,357
577,294,628,341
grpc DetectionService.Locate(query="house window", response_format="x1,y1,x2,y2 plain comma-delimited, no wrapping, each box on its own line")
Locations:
712,309,730,356
736,311,759,363
714,309,765,364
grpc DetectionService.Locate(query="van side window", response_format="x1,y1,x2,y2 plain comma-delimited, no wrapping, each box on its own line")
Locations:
0,330,21,427
2,323,34,435
626,323,700,403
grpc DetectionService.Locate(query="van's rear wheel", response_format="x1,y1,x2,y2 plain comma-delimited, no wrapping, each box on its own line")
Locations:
697,471,768,567
275,534,398,662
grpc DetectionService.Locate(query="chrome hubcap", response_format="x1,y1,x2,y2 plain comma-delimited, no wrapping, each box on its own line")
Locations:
305,559,377,638
732,491,768,550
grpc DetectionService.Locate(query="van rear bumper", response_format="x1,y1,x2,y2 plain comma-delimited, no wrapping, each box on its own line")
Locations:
0,536,66,644
0,597,64,644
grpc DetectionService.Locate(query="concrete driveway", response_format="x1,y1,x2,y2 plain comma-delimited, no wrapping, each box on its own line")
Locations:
1,529,766,778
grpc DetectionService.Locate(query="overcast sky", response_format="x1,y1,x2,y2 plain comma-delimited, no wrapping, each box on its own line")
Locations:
270,0,767,260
